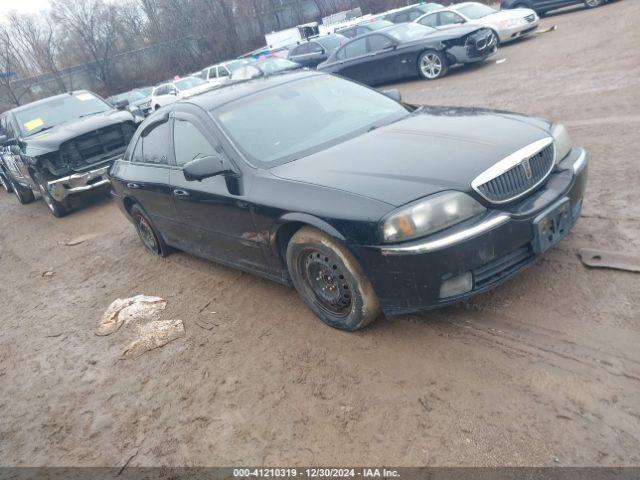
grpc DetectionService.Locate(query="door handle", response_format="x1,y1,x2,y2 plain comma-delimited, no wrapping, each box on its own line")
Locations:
126,182,140,189
173,189,189,198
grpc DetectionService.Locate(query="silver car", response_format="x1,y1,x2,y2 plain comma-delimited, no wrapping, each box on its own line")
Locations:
414,1,539,45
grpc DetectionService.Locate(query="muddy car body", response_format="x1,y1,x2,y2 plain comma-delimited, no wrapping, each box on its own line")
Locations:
110,71,587,331
0,91,140,216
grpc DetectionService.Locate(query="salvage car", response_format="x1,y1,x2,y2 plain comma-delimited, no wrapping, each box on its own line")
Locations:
500,0,606,15
199,59,252,87
415,2,539,45
287,34,348,68
0,91,140,217
150,77,214,111
382,2,444,23
110,71,588,331
317,23,496,83
108,89,153,117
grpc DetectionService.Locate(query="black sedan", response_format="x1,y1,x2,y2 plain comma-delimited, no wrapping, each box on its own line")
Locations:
318,23,497,84
336,20,395,39
110,71,588,331
287,34,347,68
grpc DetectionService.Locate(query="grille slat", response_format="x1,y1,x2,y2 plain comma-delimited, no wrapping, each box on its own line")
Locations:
476,143,555,203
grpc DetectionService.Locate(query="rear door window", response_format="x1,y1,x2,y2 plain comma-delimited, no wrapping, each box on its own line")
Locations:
173,119,218,167
368,34,394,52
344,38,368,58
418,13,438,27
140,122,170,165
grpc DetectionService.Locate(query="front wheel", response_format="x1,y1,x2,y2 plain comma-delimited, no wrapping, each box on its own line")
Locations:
34,173,71,217
286,226,381,331
584,0,603,7
418,50,449,80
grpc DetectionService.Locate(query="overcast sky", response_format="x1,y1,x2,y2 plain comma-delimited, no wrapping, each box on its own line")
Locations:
0,0,51,17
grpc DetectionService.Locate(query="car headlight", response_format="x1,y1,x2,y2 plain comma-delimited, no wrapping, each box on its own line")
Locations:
551,123,572,163
382,191,486,243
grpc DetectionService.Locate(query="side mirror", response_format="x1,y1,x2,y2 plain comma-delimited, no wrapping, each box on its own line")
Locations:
383,44,397,51
382,89,402,102
170,90,178,96
183,154,235,182
115,99,130,110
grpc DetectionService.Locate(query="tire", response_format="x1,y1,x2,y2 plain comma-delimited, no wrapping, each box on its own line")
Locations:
9,176,35,204
33,172,71,218
417,50,449,80
131,203,171,257
489,29,501,48
0,170,13,193
286,226,381,331
584,0,603,7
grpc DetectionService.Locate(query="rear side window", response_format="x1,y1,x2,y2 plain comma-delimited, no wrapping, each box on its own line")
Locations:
132,122,170,165
344,38,367,58
173,119,217,167
418,13,438,27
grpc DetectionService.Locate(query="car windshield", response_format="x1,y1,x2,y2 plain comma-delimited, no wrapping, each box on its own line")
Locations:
387,23,435,42
14,92,112,137
211,75,409,166
316,34,346,50
258,58,300,74
175,77,207,90
112,91,146,103
457,4,496,19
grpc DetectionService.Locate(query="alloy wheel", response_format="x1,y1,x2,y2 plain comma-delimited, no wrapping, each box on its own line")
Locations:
299,249,352,317
420,53,443,79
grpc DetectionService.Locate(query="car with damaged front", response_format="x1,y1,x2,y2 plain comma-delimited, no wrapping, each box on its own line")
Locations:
110,71,587,331
0,91,140,217
317,23,497,83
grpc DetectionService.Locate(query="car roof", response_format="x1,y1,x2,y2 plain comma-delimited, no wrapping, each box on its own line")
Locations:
181,70,322,111
10,90,96,113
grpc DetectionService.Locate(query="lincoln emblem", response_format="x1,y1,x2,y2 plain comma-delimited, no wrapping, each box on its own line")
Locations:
521,158,533,179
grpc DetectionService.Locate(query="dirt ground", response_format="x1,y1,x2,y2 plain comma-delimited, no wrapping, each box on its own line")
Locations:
1,1,639,468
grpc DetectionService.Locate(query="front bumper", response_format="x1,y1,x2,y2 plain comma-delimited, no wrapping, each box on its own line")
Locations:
48,164,113,201
350,147,588,316
499,20,539,43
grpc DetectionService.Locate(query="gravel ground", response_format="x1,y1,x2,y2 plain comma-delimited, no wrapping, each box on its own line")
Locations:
1,0,639,467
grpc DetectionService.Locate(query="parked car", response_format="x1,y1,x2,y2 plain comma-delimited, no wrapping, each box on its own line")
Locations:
501,0,606,15
382,2,444,23
137,86,154,97
108,89,153,117
415,2,539,45
0,91,140,216
149,77,214,110
336,20,395,39
318,23,496,83
110,71,587,331
287,34,348,68
229,58,302,82
199,59,253,87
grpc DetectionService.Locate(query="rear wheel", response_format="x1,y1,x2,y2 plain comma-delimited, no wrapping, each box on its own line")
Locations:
417,50,448,80
584,0,603,7
0,170,13,193
9,176,35,204
34,172,71,218
131,203,171,257
286,226,381,331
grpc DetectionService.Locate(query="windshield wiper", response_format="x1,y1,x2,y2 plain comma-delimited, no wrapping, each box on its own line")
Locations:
79,110,109,119
25,125,55,137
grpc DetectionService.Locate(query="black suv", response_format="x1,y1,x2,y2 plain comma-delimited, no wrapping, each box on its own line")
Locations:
0,91,141,217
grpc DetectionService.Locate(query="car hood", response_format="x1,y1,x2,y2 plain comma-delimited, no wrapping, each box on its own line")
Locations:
270,106,553,207
22,110,136,157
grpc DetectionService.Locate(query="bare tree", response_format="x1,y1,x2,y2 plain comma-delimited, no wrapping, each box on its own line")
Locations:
0,25,36,106
50,0,120,90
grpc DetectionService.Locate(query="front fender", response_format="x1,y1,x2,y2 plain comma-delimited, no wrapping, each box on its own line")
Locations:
276,212,346,241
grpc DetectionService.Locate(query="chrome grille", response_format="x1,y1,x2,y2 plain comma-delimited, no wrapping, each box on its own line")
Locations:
61,121,137,170
472,139,555,204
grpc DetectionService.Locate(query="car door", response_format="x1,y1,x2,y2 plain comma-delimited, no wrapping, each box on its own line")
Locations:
335,37,372,83
118,120,176,234
168,111,268,272
365,34,402,84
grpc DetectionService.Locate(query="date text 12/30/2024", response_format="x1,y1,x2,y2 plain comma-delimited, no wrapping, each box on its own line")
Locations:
233,468,400,478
